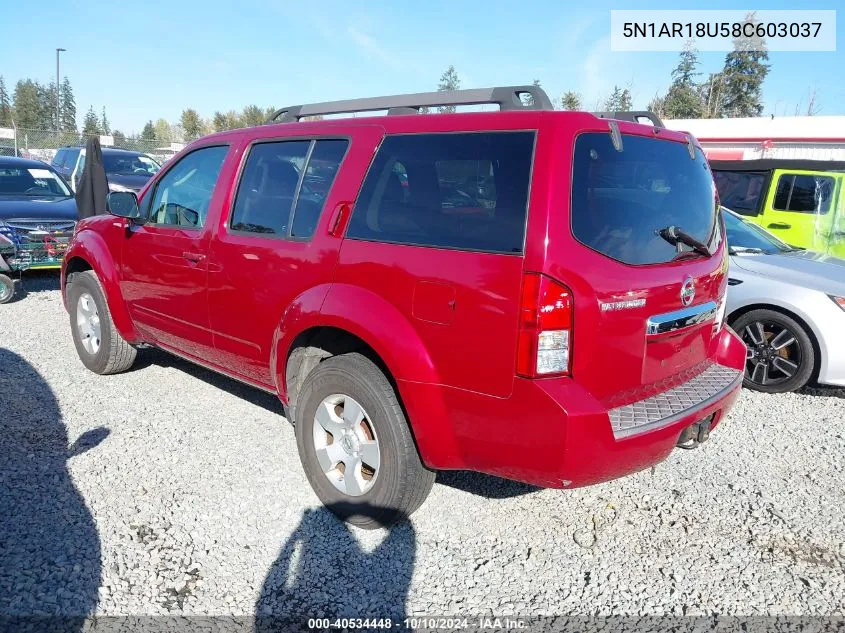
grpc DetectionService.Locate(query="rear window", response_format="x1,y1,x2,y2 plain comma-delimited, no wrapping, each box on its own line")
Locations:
571,133,718,265
347,132,534,254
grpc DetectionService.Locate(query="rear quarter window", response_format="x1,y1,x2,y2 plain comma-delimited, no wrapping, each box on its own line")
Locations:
346,131,535,254
571,133,719,265
773,173,834,214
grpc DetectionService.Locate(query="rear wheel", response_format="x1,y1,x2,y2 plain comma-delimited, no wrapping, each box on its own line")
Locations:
68,271,137,374
0,274,14,304
294,353,435,529
732,309,815,394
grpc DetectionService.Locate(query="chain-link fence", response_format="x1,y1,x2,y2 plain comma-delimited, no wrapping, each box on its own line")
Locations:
0,127,183,166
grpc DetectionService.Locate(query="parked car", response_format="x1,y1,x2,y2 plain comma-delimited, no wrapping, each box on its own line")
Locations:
52,146,161,194
723,207,845,394
710,159,845,257
62,86,746,527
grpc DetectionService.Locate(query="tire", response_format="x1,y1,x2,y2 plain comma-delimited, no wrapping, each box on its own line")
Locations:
294,352,435,529
67,271,137,374
0,274,14,304
731,308,815,394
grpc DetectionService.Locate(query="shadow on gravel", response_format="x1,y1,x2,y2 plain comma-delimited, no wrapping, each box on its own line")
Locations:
132,348,284,416
437,470,541,499
0,348,106,631
799,385,845,399
255,505,415,630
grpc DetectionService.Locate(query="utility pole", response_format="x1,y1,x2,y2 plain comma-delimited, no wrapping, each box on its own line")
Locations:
56,48,66,132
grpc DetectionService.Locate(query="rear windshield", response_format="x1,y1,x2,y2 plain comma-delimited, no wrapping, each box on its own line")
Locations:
571,133,719,265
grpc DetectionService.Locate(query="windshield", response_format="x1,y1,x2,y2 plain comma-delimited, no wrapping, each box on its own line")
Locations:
723,207,793,254
103,153,161,177
0,165,72,197
571,133,719,265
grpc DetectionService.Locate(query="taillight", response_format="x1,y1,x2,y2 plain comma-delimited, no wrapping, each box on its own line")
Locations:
517,273,573,378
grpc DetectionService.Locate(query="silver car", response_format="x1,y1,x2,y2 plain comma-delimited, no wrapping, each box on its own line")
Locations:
724,208,845,393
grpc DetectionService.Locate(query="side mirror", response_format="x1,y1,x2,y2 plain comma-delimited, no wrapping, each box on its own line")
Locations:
107,191,141,220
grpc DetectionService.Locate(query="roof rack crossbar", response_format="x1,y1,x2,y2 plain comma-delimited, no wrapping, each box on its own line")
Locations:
592,111,665,128
267,85,555,123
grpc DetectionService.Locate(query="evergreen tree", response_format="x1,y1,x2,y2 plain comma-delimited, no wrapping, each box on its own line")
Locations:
212,111,228,132
82,106,101,136
36,82,57,129
241,105,264,127
225,110,242,130
12,80,41,128
0,76,11,127
560,91,582,111
604,86,633,112
153,118,171,141
101,107,110,135
437,65,461,113
180,108,202,140
719,12,770,117
141,120,156,141
60,77,77,132
112,130,126,145
662,43,705,119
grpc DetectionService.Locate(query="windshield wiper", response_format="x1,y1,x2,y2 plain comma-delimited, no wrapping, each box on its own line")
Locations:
729,246,765,255
656,225,712,257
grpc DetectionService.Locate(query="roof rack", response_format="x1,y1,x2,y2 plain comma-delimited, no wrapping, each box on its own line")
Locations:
267,85,555,123
592,111,665,128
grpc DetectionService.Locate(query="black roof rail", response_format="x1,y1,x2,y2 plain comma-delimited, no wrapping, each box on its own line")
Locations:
267,85,555,123
592,111,665,128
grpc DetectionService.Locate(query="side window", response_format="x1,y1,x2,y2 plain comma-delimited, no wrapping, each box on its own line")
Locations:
231,139,348,238
346,132,534,254
773,173,834,215
147,145,228,228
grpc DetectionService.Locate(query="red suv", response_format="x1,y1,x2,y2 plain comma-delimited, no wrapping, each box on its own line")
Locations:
62,86,746,528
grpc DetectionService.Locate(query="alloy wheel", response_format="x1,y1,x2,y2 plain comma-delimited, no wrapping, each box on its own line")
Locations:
741,320,802,388
76,292,102,355
312,394,381,497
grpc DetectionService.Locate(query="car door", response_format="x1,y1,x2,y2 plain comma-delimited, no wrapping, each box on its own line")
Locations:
760,169,836,250
830,177,845,258
120,143,232,361
206,127,383,387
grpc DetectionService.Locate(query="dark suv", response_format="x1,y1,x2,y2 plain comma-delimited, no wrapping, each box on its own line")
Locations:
62,86,746,527
52,146,161,193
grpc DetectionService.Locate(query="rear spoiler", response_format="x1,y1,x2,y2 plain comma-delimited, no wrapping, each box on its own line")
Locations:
592,111,665,128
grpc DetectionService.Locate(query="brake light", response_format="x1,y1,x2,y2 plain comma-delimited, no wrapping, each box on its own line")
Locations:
517,273,573,377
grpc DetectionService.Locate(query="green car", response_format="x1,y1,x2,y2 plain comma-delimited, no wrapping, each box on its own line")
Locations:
711,159,845,258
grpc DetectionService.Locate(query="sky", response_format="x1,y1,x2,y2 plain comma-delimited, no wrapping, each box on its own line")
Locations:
2,0,843,134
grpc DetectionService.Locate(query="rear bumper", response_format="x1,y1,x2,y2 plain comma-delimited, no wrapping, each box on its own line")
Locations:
401,326,746,488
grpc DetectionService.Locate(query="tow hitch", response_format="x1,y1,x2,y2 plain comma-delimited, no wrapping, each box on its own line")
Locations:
676,414,715,450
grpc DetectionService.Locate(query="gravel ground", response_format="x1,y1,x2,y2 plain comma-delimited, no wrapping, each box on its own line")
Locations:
1,272,844,622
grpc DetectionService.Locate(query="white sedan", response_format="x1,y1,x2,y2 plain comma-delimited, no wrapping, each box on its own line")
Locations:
724,208,845,393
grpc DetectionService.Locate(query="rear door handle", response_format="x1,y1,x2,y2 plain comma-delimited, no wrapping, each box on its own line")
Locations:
767,222,791,229
182,251,205,263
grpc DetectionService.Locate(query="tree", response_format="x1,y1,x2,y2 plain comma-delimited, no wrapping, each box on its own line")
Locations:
718,12,770,117
225,110,242,130
661,42,705,119
101,107,110,135
12,80,41,128
647,93,665,117
82,106,100,136
241,105,265,127
141,120,156,141
532,79,541,87
603,86,632,112
437,65,461,113
560,91,582,111
154,118,171,141
112,130,126,145
700,72,725,118
180,108,202,140
60,77,77,132
212,111,228,132
0,76,11,127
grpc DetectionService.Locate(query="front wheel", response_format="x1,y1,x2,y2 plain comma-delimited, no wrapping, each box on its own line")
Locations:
731,309,815,394
0,274,14,304
294,353,435,529
67,271,137,374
